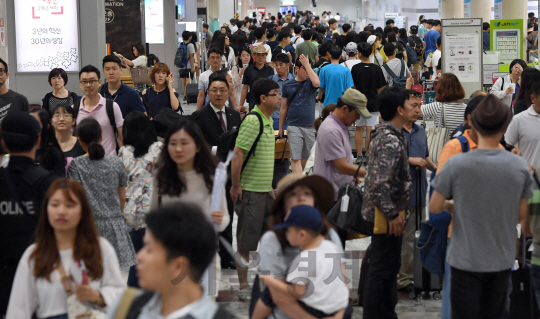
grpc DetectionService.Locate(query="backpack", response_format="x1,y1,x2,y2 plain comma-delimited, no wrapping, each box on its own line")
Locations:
400,38,417,67
382,60,408,88
216,112,264,169
114,288,236,319
410,35,424,59
313,61,329,76
73,98,118,150
174,42,189,68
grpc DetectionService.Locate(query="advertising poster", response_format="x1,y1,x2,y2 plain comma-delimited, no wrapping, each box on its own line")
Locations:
490,19,523,64
145,0,164,43
105,0,143,59
14,0,79,72
494,0,502,19
444,33,480,83
464,0,471,18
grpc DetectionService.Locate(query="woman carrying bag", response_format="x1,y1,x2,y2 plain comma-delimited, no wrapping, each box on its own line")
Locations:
116,43,148,93
6,179,125,319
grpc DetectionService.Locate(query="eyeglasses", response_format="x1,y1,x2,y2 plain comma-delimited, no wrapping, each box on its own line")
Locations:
52,113,73,120
266,92,281,97
80,80,99,86
0,69,6,75
208,89,228,94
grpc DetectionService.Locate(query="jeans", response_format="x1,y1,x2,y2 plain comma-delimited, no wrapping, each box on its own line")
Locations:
451,266,511,319
363,234,402,319
127,228,146,288
441,238,451,319
531,264,540,309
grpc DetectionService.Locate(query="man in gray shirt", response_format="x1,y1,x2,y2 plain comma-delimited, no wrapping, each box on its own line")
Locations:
430,94,533,319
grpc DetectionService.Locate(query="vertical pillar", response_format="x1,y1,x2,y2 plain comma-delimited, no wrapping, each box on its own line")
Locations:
470,0,491,22
441,0,464,19
502,0,527,61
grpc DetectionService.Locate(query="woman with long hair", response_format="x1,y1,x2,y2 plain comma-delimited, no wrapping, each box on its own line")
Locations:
514,68,540,115
214,33,236,71
6,178,125,318
367,34,385,66
150,120,229,297
68,118,137,269
50,104,85,159
231,47,253,109
42,68,80,113
30,108,66,177
387,32,407,62
116,43,148,93
141,62,181,117
118,111,162,287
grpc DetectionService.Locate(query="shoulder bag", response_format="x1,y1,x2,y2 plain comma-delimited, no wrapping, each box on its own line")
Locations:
426,103,449,165
129,67,152,85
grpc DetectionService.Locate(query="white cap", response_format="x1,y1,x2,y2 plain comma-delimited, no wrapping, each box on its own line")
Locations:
367,35,377,45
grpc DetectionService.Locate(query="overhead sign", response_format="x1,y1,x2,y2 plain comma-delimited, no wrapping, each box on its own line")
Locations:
464,0,471,18
105,0,143,61
442,19,482,26
494,0,503,19
14,0,80,72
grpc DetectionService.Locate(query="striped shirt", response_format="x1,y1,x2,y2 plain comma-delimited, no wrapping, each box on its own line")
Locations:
235,105,275,192
421,101,467,133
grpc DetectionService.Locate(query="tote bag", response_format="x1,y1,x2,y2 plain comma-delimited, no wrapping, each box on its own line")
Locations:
130,67,151,85
426,103,448,165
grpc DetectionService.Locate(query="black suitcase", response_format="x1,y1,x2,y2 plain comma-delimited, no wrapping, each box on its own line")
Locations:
509,235,540,319
186,83,199,104
411,167,442,300
357,244,372,307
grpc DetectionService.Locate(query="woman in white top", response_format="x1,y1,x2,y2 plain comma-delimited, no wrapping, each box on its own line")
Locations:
117,43,148,93
149,120,229,297
367,34,384,67
490,58,526,108
6,178,125,319
118,111,163,288
231,47,253,109
420,73,467,135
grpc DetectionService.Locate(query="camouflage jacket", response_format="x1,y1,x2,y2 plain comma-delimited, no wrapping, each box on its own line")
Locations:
362,122,412,222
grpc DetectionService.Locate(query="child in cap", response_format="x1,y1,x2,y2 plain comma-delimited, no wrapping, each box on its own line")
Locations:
256,205,351,319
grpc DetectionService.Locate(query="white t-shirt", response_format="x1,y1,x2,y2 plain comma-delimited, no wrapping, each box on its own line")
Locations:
341,59,361,71
132,55,148,68
291,36,304,48
431,50,441,78
198,69,233,106
252,42,273,63
505,105,540,167
286,240,349,314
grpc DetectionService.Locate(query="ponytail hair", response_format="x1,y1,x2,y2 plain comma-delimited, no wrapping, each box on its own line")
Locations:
76,118,105,161
313,103,337,131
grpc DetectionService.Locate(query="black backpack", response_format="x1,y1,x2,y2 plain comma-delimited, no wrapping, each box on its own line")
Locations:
73,98,118,150
216,112,263,170
174,42,189,68
409,35,424,59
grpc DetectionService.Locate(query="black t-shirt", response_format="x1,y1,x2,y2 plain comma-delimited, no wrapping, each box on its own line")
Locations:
242,64,275,110
64,139,86,158
0,90,30,123
271,45,288,62
351,62,386,112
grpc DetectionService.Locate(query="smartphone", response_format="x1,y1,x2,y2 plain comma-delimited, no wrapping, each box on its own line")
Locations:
113,52,118,56
243,63,249,69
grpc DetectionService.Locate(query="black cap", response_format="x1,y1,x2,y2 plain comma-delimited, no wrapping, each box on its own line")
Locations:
1,111,41,138
410,25,418,32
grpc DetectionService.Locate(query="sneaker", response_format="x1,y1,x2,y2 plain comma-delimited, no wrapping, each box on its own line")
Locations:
355,154,363,164
238,285,252,301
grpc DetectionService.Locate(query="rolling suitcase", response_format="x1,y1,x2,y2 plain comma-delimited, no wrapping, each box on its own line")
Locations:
411,167,442,300
186,75,199,104
509,235,540,318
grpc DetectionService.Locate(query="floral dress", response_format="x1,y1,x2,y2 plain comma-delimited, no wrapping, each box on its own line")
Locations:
118,141,163,231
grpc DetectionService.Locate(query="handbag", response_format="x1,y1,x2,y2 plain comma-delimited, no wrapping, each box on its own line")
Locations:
426,103,449,165
373,207,406,234
326,166,373,236
274,130,291,160
57,262,105,319
129,67,151,85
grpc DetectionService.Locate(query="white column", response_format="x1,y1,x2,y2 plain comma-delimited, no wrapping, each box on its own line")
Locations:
470,0,491,22
502,0,528,61
441,0,464,19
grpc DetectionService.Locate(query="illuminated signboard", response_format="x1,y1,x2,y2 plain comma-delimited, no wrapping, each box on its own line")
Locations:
15,0,80,72
145,0,164,43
